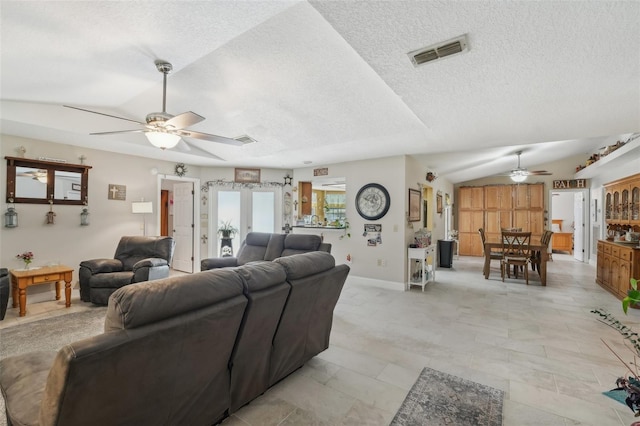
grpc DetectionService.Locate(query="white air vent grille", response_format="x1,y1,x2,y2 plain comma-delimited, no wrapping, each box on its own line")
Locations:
234,135,257,144
408,34,469,66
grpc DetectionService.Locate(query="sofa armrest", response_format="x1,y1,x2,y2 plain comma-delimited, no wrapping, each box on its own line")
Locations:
79,259,123,275
201,257,239,270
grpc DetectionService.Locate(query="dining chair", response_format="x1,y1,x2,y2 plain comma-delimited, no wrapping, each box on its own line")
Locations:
478,228,503,273
531,230,553,272
501,231,532,284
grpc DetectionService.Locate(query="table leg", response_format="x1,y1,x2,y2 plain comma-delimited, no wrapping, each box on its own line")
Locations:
65,280,71,307
55,281,61,300
11,277,18,308
540,253,547,286
19,286,26,317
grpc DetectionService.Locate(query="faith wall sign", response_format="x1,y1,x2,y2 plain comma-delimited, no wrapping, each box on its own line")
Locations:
552,179,587,189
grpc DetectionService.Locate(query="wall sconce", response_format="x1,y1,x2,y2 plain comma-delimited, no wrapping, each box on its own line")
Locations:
46,198,56,225
426,172,437,182
132,200,153,236
80,207,90,226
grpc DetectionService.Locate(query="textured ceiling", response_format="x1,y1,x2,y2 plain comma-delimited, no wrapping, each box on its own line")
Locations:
1,1,638,182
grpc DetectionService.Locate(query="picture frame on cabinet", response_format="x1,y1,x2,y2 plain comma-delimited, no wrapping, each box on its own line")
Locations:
408,189,420,222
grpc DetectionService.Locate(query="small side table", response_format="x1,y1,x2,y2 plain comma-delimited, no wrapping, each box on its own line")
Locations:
406,245,436,291
10,265,73,317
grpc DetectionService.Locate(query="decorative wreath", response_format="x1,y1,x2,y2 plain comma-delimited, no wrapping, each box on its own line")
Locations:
174,163,187,177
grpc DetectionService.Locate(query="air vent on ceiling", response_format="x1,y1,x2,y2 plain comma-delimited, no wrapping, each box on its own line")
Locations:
234,135,257,144
408,34,469,67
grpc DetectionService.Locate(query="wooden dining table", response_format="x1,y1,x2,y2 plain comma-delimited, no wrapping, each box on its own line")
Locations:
483,240,548,286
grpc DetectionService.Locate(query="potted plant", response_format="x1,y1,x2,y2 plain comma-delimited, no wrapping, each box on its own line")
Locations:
218,220,238,239
622,278,640,314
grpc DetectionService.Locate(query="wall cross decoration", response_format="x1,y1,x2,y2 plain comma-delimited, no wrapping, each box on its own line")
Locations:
108,184,126,200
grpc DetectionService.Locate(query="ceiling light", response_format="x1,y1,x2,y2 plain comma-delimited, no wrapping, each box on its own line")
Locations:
510,172,527,183
145,132,180,149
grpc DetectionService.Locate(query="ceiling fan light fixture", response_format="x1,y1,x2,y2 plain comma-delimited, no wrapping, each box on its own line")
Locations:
510,172,527,183
145,131,180,149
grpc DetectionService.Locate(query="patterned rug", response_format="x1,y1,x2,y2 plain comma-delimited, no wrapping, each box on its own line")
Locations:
390,367,504,426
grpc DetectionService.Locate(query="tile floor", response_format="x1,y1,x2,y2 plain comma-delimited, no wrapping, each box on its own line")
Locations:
1,254,639,425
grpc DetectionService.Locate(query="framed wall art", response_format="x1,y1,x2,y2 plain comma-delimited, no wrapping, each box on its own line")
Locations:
408,188,421,222
436,193,443,214
234,168,261,183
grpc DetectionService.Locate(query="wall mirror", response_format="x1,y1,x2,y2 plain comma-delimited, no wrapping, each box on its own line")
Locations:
6,156,91,205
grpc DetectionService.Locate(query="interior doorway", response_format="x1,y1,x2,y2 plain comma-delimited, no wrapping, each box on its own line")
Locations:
158,176,201,273
550,188,589,262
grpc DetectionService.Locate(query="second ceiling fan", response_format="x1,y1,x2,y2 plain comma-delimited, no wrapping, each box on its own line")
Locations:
498,151,551,182
65,60,249,154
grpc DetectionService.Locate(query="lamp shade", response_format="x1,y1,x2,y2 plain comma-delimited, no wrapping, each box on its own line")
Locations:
131,201,153,214
145,132,180,149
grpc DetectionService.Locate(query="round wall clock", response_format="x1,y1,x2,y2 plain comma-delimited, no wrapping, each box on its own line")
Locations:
355,183,390,220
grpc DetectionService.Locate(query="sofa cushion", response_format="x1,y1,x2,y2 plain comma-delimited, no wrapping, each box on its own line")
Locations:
281,234,322,257
274,251,335,280
264,234,287,261
105,268,244,331
233,261,287,294
236,232,272,265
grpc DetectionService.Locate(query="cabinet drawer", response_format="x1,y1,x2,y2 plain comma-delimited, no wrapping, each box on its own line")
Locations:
32,274,61,283
611,246,620,257
620,248,632,261
598,241,604,252
604,244,612,254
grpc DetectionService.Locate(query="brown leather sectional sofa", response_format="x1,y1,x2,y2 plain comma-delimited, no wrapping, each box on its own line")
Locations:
0,251,349,426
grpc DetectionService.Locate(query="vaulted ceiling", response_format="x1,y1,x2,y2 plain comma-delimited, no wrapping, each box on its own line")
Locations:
1,1,638,182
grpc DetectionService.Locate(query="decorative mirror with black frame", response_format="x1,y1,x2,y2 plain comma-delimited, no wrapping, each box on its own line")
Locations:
5,156,91,205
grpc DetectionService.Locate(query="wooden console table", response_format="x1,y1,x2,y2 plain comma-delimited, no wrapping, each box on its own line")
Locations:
10,265,73,317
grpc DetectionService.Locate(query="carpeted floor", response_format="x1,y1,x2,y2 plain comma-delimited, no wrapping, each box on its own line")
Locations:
390,366,504,426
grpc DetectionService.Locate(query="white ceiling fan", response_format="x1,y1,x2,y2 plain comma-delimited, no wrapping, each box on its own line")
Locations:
64,60,250,157
499,151,551,182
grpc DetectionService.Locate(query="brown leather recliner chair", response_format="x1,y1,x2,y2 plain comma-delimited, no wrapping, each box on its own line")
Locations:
79,236,175,305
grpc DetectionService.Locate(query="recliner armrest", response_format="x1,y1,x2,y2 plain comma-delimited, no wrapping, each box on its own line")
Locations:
132,258,168,271
79,259,123,275
201,257,239,270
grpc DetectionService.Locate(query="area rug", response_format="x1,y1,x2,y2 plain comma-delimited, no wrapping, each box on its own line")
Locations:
0,307,107,359
390,367,504,426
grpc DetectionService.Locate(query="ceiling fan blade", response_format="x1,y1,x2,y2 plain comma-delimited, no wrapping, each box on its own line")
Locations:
89,129,145,136
165,112,205,130
177,130,245,146
64,105,146,125
175,139,226,161
527,171,552,175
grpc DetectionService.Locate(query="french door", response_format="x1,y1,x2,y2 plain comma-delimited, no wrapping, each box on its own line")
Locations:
211,188,279,257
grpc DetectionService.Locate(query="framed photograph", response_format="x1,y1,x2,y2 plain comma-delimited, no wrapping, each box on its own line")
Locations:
408,189,421,222
72,183,81,191
436,193,443,214
234,168,261,183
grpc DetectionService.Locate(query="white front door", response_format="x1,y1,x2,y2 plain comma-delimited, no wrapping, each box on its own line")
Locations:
574,191,585,262
173,182,194,272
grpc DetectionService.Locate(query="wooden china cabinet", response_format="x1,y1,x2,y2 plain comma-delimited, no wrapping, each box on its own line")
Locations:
596,172,640,301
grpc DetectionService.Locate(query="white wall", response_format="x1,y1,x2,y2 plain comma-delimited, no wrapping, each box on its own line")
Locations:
1,135,202,302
